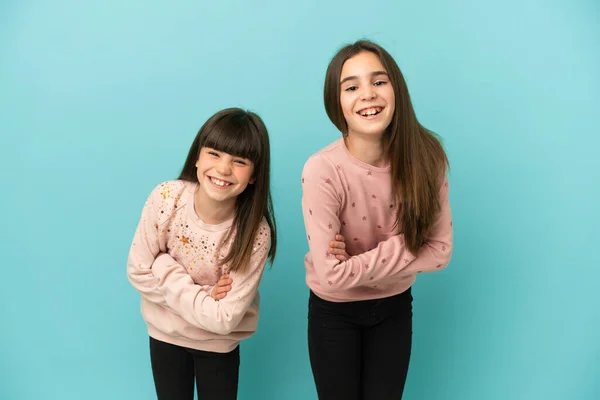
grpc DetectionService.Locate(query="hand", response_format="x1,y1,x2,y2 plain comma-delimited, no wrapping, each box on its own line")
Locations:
329,234,350,261
211,274,233,301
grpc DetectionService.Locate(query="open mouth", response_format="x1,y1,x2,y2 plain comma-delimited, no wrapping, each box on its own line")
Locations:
357,106,384,118
208,176,232,188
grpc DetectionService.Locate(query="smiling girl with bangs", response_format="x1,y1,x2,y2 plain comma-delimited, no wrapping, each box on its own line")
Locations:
127,108,276,400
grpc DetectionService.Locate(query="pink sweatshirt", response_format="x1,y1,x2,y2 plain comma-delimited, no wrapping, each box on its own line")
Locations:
301,138,453,302
127,180,271,353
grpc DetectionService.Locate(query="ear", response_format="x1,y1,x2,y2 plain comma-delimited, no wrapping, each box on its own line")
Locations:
249,176,256,184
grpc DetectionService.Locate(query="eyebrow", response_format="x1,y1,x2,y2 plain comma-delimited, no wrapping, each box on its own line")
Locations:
340,71,389,85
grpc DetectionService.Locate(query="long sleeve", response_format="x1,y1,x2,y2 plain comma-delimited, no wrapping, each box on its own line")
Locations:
380,176,453,280
151,225,270,336
126,186,172,309
302,157,417,293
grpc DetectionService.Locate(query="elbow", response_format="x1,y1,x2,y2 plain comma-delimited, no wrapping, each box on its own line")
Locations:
126,274,137,289
424,240,452,272
126,268,143,287
437,260,450,272
126,264,135,280
207,315,243,336
212,325,234,336
437,244,453,270
191,318,234,335
126,261,149,283
443,242,453,264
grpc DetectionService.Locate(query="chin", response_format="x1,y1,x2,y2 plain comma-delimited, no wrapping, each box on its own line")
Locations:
352,126,388,138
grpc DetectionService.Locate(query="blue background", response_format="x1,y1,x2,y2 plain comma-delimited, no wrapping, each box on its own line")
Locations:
1,0,598,399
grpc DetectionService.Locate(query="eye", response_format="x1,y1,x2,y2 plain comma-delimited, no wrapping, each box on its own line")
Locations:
344,86,358,92
234,159,248,165
207,151,219,157
374,80,387,86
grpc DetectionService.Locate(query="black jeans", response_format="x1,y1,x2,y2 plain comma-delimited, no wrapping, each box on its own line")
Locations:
149,337,240,400
308,289,413,400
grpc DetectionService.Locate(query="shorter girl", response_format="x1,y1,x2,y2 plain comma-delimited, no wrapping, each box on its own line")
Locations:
127,108,277,400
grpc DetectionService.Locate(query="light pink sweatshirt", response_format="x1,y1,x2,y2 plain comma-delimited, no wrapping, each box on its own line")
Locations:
127,180,270,353
301,138,453,302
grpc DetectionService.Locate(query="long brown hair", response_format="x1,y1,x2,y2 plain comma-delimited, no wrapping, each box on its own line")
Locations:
324,40,448,254
178,108,277,273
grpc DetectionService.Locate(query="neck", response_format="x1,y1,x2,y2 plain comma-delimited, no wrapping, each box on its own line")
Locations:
193,187,236,225
344,133,387,167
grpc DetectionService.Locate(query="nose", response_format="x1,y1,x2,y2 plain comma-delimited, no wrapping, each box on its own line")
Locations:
360,85,376,101
216,159,232,176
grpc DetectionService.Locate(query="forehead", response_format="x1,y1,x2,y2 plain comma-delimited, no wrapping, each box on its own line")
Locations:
340,51,387,79
202,147,252,159
200,126,261,164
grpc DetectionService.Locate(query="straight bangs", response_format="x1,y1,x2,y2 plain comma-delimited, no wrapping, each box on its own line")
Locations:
200,115,262,165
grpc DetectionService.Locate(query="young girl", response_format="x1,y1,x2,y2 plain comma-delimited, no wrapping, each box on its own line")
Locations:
127,108,276,400
301,40,453,399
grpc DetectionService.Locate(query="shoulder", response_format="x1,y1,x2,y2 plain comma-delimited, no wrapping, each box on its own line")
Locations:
145,180,192,222
253,218,272,250
147,180,189,203
302,138,345,178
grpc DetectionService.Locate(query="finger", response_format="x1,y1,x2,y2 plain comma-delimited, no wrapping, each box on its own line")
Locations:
329,241,346,250
330,247,349,255
214,292,227,300
335,234,345,242
215,284,233,294
220,284,233,293
217,278,233,286
335,254,348,261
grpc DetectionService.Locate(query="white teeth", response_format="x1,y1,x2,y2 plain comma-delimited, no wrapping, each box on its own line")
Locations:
210,177,230,187
359,107,382,116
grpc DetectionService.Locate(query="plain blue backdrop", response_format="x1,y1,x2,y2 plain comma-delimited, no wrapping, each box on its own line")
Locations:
1,0,598,399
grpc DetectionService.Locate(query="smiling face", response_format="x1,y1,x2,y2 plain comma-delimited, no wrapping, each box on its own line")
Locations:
195,147,255,207
339,51,395,139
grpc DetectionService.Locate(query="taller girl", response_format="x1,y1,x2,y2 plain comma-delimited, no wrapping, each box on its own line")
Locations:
302,40,453,399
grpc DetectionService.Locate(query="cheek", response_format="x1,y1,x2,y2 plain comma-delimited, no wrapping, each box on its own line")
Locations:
385,90,395,113
236,169,254,185
340,96,354,119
